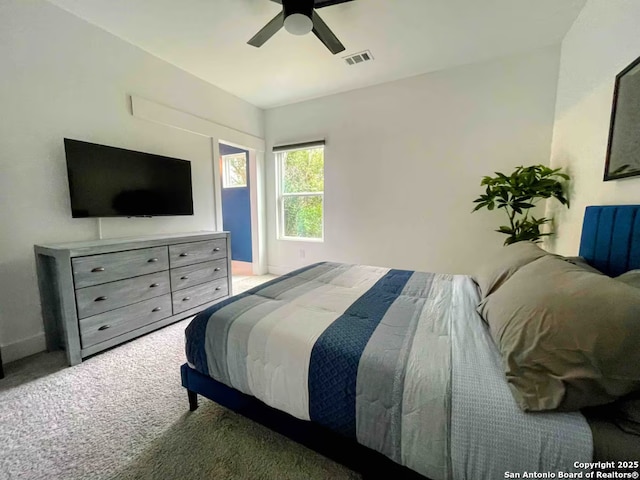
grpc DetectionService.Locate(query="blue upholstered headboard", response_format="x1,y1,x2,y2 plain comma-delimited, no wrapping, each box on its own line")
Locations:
579,205,640,276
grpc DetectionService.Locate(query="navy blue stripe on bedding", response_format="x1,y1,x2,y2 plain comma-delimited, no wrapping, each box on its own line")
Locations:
185,262,326,376
308,269,414,438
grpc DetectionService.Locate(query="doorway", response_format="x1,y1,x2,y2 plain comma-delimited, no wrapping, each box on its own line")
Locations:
219,143,253,276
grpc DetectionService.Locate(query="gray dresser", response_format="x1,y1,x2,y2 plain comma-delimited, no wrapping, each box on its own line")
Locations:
34,232,231,366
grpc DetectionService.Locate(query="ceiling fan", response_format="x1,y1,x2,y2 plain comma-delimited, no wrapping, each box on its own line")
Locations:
248,0,355,55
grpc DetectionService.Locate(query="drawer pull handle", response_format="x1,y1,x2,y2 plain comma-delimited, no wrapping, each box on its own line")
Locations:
180,275,189,280
148,258,159,263
98,324,111,331
213,248,221,252
179,253,189,257
94,296,108,302
215,287,221,291
152,307,162,312
182,297,191,302
150,283,160,288
214,268,221,272
91,267,105,272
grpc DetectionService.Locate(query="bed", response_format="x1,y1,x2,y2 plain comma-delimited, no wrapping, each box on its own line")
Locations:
181,205,640,479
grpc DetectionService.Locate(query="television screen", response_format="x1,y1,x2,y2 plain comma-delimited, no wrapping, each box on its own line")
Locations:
64,138,194,218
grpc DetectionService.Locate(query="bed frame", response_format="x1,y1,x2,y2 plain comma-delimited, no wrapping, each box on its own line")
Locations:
181,204,640,479
579,205,640,276
181,364,424,479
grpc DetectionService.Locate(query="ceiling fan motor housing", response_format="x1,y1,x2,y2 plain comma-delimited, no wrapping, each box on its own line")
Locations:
249,0,348,53
283,0,314,18
283,0,315,35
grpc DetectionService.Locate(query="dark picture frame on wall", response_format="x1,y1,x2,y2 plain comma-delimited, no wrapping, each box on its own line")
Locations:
604,54,640,181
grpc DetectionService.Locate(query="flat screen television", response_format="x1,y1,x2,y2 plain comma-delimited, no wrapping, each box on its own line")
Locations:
64,138,194,218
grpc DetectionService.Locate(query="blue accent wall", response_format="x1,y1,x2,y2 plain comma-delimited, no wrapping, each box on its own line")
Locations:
220,143,252,263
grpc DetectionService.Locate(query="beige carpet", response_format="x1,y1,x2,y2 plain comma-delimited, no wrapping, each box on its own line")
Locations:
0,275,360,480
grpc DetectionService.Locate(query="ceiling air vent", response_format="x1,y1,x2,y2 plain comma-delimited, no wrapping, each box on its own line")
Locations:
344,50,373,66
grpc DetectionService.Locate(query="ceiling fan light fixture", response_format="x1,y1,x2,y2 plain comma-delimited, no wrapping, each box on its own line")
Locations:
248,0,349,54
284,13,313,35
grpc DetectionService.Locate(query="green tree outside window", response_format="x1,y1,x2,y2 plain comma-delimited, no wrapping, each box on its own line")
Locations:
280,147,324,239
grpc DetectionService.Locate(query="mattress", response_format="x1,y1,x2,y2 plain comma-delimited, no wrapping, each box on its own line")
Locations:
185,262,593,480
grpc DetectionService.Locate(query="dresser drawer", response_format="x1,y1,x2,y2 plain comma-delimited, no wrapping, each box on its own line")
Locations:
72,247,169,288
171,259,227,291
79,294,172,348
169,239,227,268
172,278,228,315
75,271,171,319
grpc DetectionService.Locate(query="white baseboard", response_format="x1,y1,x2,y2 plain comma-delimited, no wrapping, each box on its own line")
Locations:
267,265,297,275
1,333,46,363
252,261,268,276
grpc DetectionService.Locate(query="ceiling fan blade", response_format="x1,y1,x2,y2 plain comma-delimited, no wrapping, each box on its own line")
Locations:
311,11,345,54
314,0,355,9
248,11,285,47
269,0,282,4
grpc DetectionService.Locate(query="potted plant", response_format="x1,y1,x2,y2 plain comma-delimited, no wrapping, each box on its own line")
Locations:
472,165,570,245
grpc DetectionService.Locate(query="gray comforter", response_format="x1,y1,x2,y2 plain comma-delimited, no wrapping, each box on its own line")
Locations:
185,262,593,479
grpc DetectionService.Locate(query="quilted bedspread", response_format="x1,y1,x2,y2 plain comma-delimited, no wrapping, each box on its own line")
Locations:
185,262,592,479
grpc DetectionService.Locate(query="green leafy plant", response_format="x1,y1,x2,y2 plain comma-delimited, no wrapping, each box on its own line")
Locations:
472,165,570,245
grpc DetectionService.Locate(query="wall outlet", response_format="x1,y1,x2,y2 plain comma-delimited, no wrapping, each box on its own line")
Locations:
299,249,306,259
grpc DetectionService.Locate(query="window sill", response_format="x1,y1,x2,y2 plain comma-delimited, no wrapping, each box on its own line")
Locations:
278,236,324,243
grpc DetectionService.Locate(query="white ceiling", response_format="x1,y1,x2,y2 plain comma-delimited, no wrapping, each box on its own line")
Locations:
46,0,586,109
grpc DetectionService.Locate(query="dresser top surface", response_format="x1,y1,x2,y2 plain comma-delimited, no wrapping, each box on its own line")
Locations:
35,231,228,256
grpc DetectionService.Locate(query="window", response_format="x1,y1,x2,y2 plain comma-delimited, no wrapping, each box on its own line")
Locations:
222,153,247,188
276,144,324,241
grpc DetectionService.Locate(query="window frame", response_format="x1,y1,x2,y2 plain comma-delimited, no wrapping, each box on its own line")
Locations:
276,146,325,242
222,153,248,189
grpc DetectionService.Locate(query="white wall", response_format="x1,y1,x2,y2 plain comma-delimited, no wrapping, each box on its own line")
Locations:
547,0,640,255
265,47,561,275
0,0,264,361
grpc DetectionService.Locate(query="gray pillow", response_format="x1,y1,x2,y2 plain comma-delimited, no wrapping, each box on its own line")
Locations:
479,254,640,412
616,270,640,289
585,392,640,437
562,256,603,275
471,241,550,299
585,416,640,461
616,394,640,436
